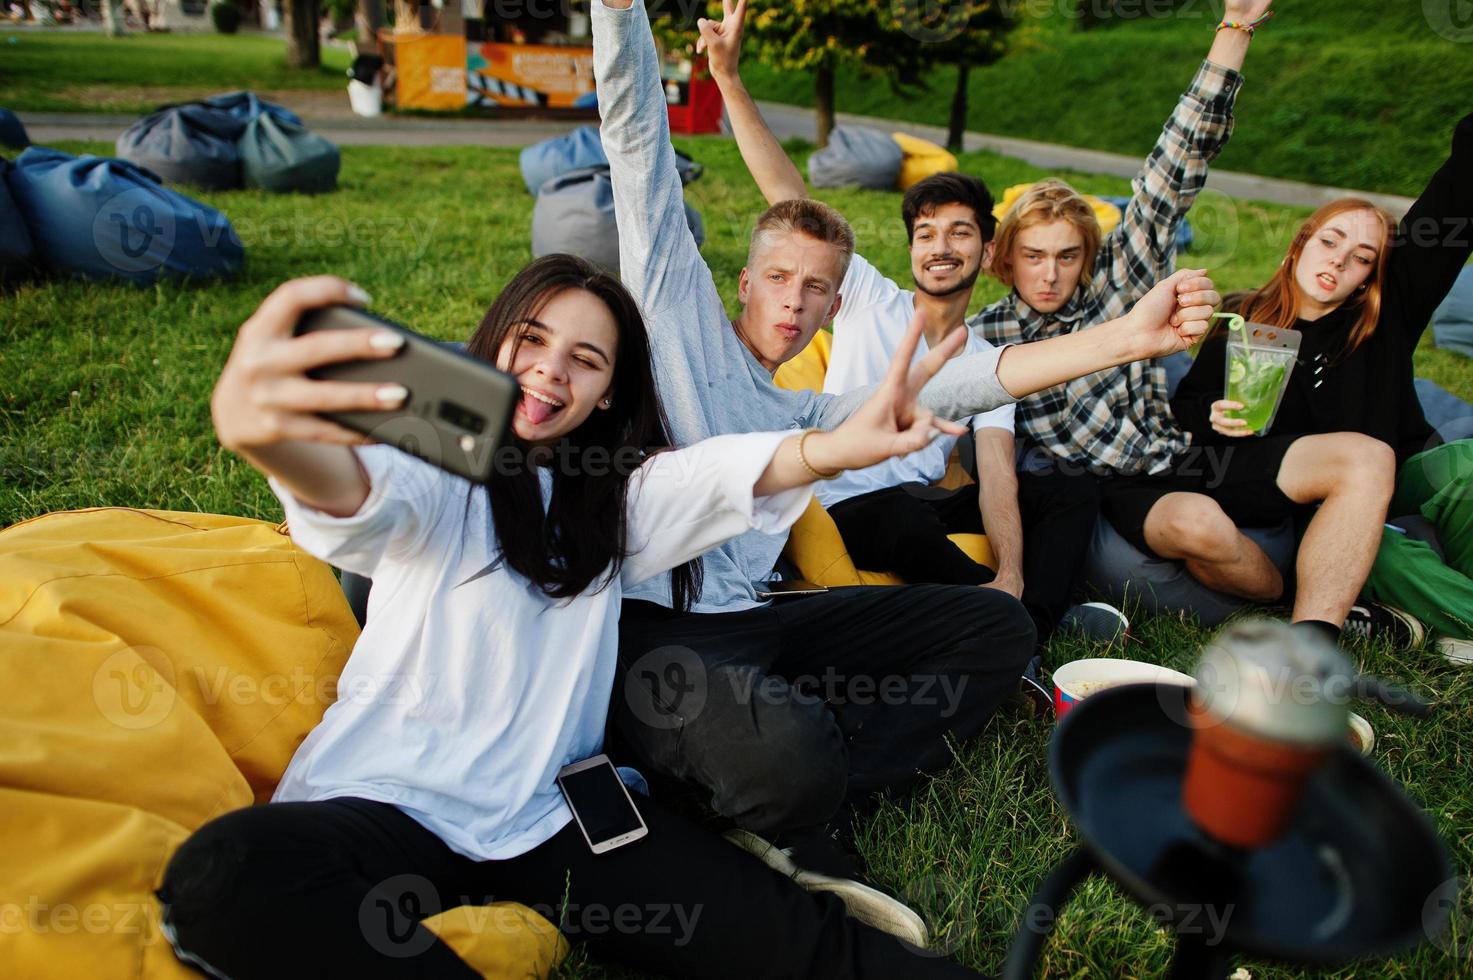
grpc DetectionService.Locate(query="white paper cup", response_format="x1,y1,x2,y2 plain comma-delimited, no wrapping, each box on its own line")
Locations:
1052,658,1196,720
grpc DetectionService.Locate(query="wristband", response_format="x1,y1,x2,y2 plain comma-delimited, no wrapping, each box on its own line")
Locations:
1216,10,1273,35
796,429,840,481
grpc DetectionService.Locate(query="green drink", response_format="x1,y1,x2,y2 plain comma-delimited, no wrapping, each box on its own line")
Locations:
1226,358,1289,433
1215,312,1301,437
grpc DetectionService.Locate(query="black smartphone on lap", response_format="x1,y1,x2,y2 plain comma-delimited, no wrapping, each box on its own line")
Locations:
556,755,649,854
295,305,518,484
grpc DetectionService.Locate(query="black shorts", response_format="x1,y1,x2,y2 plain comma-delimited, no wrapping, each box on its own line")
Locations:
1099,435,1311,557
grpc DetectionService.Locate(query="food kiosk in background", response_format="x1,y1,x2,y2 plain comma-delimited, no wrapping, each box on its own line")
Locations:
380,0,720,128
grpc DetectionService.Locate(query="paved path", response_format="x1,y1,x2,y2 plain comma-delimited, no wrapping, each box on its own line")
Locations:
18,99,1415,216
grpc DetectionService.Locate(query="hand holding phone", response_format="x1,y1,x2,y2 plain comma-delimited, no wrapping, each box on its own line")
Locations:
294,304,518,483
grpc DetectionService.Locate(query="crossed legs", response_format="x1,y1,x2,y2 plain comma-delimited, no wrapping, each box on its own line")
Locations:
1142,432,1396,622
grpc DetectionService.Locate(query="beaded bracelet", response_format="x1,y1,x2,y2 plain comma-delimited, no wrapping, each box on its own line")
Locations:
1216,10,1273,34
796,429,840,481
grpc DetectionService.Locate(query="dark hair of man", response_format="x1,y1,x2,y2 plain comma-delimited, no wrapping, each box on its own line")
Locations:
901,172,997,244
464,254,702,610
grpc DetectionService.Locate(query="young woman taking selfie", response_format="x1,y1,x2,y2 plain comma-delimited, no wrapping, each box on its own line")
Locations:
153,254,989,979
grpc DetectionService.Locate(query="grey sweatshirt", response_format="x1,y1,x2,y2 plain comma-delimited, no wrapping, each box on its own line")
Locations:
594,0,1016,612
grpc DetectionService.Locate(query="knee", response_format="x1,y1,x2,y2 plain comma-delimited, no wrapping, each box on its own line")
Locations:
1155,497,1239,560
158,809,274,931
688,665,849,831
1319,434,1396,496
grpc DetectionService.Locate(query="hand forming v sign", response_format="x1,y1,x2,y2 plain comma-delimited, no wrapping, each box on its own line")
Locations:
804,311,970,475
696,0,748,81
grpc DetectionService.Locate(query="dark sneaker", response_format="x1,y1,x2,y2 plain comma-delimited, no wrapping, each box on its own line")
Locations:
1058,602,1130,645
1342,602,1426,649
723,828,930,947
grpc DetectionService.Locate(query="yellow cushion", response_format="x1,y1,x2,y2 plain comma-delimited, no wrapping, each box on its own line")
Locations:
891,132,959,191
0,507,565,979
993,181,1122,236
771,338,995,587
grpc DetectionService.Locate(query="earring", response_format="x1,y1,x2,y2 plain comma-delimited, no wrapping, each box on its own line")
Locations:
600,398,612,408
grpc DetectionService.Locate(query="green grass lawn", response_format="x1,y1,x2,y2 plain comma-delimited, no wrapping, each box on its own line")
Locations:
2,137,1471,977
0,30,351,113
739,1,1473,198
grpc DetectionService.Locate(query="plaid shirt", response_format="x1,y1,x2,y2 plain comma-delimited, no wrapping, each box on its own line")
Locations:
970,60,1244,476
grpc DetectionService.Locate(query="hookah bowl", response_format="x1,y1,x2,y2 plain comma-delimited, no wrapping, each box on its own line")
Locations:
1002,622,1453,979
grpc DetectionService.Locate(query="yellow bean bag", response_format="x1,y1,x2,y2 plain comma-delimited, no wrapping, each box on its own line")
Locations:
773,332,995,586
891,132,959,191
992,181,1122,236
0,507,567,979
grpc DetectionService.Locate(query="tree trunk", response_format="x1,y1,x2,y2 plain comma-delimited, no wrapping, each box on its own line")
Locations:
103,0,126,36
815,59,835,149
947,62,970,154
285,0,321,68
355,0,384,54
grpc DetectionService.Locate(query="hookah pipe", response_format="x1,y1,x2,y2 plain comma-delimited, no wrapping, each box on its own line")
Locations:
1002,624,1436,980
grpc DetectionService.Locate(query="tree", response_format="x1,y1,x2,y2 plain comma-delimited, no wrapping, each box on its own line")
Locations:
285,0,321,68
895,0,1015,152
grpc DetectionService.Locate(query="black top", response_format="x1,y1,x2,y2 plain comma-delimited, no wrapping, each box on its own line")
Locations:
1172,112,1473,464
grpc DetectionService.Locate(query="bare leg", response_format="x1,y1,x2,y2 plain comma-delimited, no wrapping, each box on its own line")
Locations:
1275,433,1396,624
1143,492,1284,601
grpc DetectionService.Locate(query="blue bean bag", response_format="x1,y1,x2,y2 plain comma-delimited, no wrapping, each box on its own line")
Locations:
239,112,340,194
1431,265,1473,358
5,147,244,284
0,109,29,150
116,102,245,191
0,157,35,283
808,126,903,190
519,125,703,196
200,90,303,129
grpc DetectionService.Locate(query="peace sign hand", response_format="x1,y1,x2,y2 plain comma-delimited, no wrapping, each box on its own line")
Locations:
696,0,748,83
802,312,970,475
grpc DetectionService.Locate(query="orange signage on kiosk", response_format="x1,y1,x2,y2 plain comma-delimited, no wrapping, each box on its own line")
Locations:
382,31,468,111
467,42,597,110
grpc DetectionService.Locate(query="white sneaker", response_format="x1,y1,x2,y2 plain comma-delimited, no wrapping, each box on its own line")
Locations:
723,829,930,948
1436,635,1473,665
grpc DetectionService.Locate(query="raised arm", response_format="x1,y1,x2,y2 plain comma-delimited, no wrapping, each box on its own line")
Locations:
594,0,712,317
1380,111,1473,351
211,277,398,518
1095,1,1263,299
810,269,1218,426
700,0,808,206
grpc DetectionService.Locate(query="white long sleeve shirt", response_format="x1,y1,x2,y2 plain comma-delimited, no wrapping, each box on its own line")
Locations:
270,434,809,860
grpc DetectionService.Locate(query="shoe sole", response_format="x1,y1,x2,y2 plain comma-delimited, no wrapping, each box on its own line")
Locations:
1386,606,1428,647
723,829,931,948
1436,636,1473,666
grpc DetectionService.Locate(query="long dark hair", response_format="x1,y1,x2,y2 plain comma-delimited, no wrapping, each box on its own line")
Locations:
464,254,701,609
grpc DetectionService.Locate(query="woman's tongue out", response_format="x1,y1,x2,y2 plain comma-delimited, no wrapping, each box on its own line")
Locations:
520,389,563,425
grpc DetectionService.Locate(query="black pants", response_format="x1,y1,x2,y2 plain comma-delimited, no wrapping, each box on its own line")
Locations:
157,796,975,980
613,585,1035,838
826,470,1101,638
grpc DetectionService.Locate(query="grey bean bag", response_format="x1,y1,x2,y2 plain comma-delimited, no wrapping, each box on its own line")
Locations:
1431,265,1473,358
808,125,903,190
116,103,245,191
0,109,29,150
240,113,340,194
531,165,704,276
0,157,35,283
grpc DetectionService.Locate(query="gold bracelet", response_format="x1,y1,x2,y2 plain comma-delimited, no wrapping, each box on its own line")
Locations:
796,429,841,481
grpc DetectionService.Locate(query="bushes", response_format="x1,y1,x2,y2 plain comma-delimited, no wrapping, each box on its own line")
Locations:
211,1,242,34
